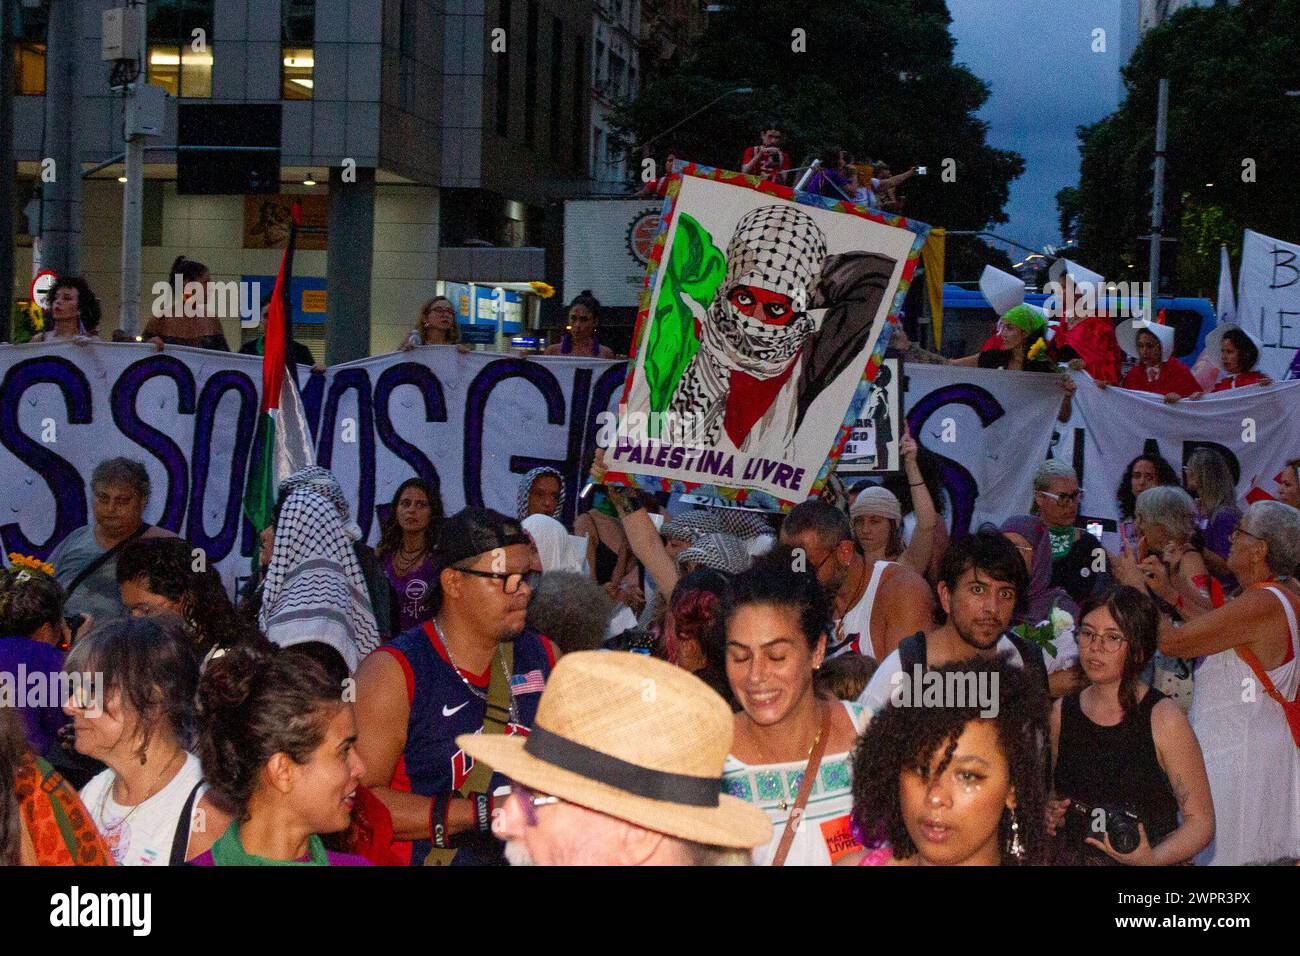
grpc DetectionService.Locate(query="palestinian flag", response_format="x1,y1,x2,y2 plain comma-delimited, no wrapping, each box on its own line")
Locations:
244,203,315,532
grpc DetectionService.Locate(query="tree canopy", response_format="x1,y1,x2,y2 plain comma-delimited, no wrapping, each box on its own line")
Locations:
1064,0,1300,294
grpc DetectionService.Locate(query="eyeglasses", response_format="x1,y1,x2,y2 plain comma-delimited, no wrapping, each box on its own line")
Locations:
1037,489,1083,504
511,781,562,827
1077,627,1128,652
1230,526,1261,545
453,566,530,594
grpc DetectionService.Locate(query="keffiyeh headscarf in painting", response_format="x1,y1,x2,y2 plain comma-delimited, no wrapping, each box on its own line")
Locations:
516,466,566,521
670,205,829,451
259,480,380,672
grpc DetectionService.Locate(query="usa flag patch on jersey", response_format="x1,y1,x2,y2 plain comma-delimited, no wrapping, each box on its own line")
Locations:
510,670,545,696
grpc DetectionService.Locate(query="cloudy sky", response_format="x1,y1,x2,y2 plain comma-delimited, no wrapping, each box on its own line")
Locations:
948,0,1126,258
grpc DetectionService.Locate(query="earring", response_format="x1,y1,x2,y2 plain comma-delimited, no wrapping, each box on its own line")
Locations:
1008,808,1026,862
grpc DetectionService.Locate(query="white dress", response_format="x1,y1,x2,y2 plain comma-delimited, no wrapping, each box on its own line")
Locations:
722,701,869,866
1190,586,1300,865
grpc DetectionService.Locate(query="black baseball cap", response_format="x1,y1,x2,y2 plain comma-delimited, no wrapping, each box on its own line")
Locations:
435,507,532,568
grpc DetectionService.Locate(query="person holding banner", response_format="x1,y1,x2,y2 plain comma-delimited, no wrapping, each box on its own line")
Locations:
1134,500,1300,865
1194,326,1272,396
1045,259,1123,385
950,305,1057,373
28,275,101,343
544,291,614,358
1114,319,1199,400
400,296,462,350
143,257,231,352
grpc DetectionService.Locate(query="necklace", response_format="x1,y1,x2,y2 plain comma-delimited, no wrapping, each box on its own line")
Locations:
100,747,184,836
391,546,427,576
747,700,827,811
431,617,519,726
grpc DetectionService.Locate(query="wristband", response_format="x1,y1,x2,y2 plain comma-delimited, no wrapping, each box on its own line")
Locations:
430,792,452,848
909,481,926,487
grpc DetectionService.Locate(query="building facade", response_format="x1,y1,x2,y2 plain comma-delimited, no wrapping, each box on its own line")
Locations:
10,0,592,358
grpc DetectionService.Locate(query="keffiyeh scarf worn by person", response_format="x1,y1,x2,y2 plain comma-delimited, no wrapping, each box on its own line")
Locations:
279,465,364,541
675,533,752,576
670,205,829,450
259,484,380,672
516,466,566,521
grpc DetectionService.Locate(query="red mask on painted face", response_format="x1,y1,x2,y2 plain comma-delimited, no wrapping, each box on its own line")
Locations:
726,285,797,326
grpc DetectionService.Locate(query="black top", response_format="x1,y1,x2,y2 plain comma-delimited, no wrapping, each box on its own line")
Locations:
1050,530,1109,605
240,335,316,368
157,332,231,351
1054,687,1180,865
977,349,1057,373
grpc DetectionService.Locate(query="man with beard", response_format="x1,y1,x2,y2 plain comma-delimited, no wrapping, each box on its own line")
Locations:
669,204,829,457
354,509,557,865
856,527,1048,715
779,501,934,663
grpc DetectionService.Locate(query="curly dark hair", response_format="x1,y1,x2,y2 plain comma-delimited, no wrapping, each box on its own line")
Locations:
849,656,1050,866
376,477,444,559
669,568,735,707
0,707,26,865
196,643,343,818
1115,453,1179,520
63,615,200,760
936,527,1028,625
722,547,832,651
47,275,102,334
115,537,266,659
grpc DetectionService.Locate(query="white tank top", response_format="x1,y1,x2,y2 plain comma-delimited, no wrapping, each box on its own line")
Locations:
81,752,206,866
829,560,894,660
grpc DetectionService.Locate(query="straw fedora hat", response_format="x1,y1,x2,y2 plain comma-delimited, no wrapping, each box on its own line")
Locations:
457,651,772,849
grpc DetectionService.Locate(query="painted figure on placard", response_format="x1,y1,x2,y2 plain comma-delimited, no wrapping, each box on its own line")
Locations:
653,204,899,460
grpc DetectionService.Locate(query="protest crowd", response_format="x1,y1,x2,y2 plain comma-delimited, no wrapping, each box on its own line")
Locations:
3,134,1300,870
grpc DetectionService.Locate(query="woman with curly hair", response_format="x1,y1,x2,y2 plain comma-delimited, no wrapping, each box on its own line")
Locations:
193,643,369,865
116,537,267,666
842,656,1050,866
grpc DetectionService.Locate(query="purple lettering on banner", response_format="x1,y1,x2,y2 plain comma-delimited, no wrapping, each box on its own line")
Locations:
0,356,93,558
374,362,448,505
187,370,259,564
299,370,326,442
906,383,1006,538
462,358,566,512
579,363,630,516
110,356,197,533
317,368,377,540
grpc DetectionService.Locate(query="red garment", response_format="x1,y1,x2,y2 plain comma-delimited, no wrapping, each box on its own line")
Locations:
1120,357,1200,397
741,146,792,183
980,332,1004,352
724,362,798,448
1211,370,1268,392
1051,315,1123,384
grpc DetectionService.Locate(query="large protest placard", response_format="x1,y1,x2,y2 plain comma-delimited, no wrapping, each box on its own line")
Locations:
899,364,1064,534
1235,228,1300,380
0,342,625,592
1066,375,1300,552
605,163,929,510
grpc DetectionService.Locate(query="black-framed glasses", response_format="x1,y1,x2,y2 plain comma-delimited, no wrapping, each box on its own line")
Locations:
1077,627,1128,652
511,781,562,827
453,567,530,594
1038,489,1083,504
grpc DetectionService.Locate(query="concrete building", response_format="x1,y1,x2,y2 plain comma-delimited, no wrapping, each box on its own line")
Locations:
589,0,639,194
1138,0,1237,35
10,0,593,358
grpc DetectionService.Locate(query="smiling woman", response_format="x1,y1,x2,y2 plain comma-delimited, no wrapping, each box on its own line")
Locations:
193,643,369,866
721,551,868,866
